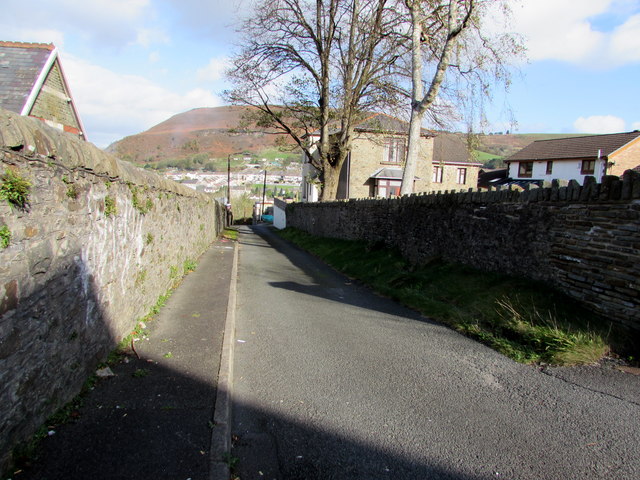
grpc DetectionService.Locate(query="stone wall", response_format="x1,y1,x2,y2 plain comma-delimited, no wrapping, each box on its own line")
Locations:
287,174,640,333
0,109,225,472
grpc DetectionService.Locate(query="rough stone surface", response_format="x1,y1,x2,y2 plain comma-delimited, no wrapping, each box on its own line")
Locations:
287,173,640,333
0,108,225,474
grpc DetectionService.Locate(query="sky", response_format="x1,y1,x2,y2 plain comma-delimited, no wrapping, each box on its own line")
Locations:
1,0,639,148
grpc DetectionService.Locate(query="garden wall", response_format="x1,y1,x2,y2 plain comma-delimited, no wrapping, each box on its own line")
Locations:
0,109,225,472
287,173,640,333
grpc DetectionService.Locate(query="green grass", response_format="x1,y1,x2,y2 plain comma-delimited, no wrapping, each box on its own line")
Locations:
276,228,612,366
222,228,238,241
0,224,10,248
0,168,31,209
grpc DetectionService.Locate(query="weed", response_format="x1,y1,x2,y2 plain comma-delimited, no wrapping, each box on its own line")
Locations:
169,265,179,279
145,233,154,245
222,228,238,241
183,258,197,273
129,185,151,214
133,368,149,378
104,196,116,217
163,352,173,358
0,168,31,209
134,269,147,287
222,453,240,470
0,224,10,248
66,184,79,199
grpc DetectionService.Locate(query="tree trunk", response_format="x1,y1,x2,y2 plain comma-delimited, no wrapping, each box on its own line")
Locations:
320,163,341,201
400,2,425,196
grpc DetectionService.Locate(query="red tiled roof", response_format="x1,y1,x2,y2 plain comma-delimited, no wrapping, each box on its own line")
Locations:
507,131,640,162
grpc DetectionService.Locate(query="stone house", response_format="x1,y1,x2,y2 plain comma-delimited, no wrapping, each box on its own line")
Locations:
505,131,640,185
0,41,85,139
301,114,480,201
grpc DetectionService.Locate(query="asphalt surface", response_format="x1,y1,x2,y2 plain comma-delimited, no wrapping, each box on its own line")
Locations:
10,237,236,480
231,225,640,480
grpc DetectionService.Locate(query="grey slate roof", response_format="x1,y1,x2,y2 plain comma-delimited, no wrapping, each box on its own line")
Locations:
353,113,432,137
0,41,54,114
433,133,478,164
370,167,403,179
507,131,640,162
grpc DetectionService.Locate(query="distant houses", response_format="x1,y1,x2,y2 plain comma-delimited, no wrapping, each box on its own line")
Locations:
301,113,481,202
0,41,85,139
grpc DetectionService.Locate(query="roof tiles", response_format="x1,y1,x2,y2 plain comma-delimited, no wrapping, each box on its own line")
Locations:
507,131,640,161
0,41,54,114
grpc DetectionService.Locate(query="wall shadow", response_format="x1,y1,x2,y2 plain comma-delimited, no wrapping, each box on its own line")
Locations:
245,225,441,324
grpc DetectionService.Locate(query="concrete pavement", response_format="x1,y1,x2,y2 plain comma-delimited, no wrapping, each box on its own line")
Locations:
231,225,640,480
10,236,237,480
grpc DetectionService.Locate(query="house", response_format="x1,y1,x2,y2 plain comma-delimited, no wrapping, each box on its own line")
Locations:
430,132,482,192
0,41,85,139
301,114,480,201
505,131,640,185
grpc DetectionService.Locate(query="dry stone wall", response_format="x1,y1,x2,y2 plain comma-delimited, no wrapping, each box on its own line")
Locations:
287,174,640,333
0,109,224,472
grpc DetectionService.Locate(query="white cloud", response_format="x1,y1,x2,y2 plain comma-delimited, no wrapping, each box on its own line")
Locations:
632,121,640,130
134,28,170,48
574,115,626,133
1,0,154,49
510,0,640,67
149,51,161,63
511,0,611,64
63,55,221,147
608,14,640,64
196,57,230,83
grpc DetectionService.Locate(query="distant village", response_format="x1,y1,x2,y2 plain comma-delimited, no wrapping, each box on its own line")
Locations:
163,158,303,200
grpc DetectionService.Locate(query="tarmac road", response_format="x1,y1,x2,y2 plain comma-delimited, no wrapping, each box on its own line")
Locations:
231,225,640,480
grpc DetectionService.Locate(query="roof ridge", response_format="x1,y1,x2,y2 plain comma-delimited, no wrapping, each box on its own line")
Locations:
533,131,640,143
0,41,55,50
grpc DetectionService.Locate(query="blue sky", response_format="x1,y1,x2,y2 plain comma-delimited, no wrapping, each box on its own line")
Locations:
1,0,639,148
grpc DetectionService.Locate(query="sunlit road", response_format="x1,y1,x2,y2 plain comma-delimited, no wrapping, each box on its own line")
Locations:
231,225,640,480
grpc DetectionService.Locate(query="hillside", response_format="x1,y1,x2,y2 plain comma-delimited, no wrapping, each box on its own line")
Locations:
108,106,584,170
107,106,298,166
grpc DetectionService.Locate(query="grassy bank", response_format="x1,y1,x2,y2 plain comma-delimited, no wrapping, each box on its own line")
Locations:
277,228,614,366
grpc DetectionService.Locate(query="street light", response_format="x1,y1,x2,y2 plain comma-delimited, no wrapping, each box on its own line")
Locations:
227,151,252,225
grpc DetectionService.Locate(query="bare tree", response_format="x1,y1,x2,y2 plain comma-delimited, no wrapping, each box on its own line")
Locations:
399,0,523,195
225,0,406,200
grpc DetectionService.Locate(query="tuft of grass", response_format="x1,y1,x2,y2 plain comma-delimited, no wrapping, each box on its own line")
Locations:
0,224,10,248
183,258,197,274
276,228,612,366
1,168,31,209
222,228,238,241
104,196,117,217
133,368,149,378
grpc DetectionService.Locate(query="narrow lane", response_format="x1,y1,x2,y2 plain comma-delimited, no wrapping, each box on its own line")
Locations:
231,225,639,480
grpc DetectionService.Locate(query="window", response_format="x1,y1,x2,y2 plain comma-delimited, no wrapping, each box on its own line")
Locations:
383,138,406,164
456,168,467,185
376,179,401,198
433,166,443,183
546,161,553,175
581,159,595,175
518,161,533,178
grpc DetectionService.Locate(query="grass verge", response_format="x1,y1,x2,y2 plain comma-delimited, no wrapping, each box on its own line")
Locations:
276,228,614,366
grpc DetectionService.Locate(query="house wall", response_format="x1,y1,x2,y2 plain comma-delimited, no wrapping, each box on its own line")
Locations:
348,132,433,197
508,159,606,185
0,110,225,473
432,163,480,192
30,60,80,132
610,137,640,175
286,173,640,334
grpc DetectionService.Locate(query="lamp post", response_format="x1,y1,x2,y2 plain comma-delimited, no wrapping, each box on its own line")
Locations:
227,151,252,224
